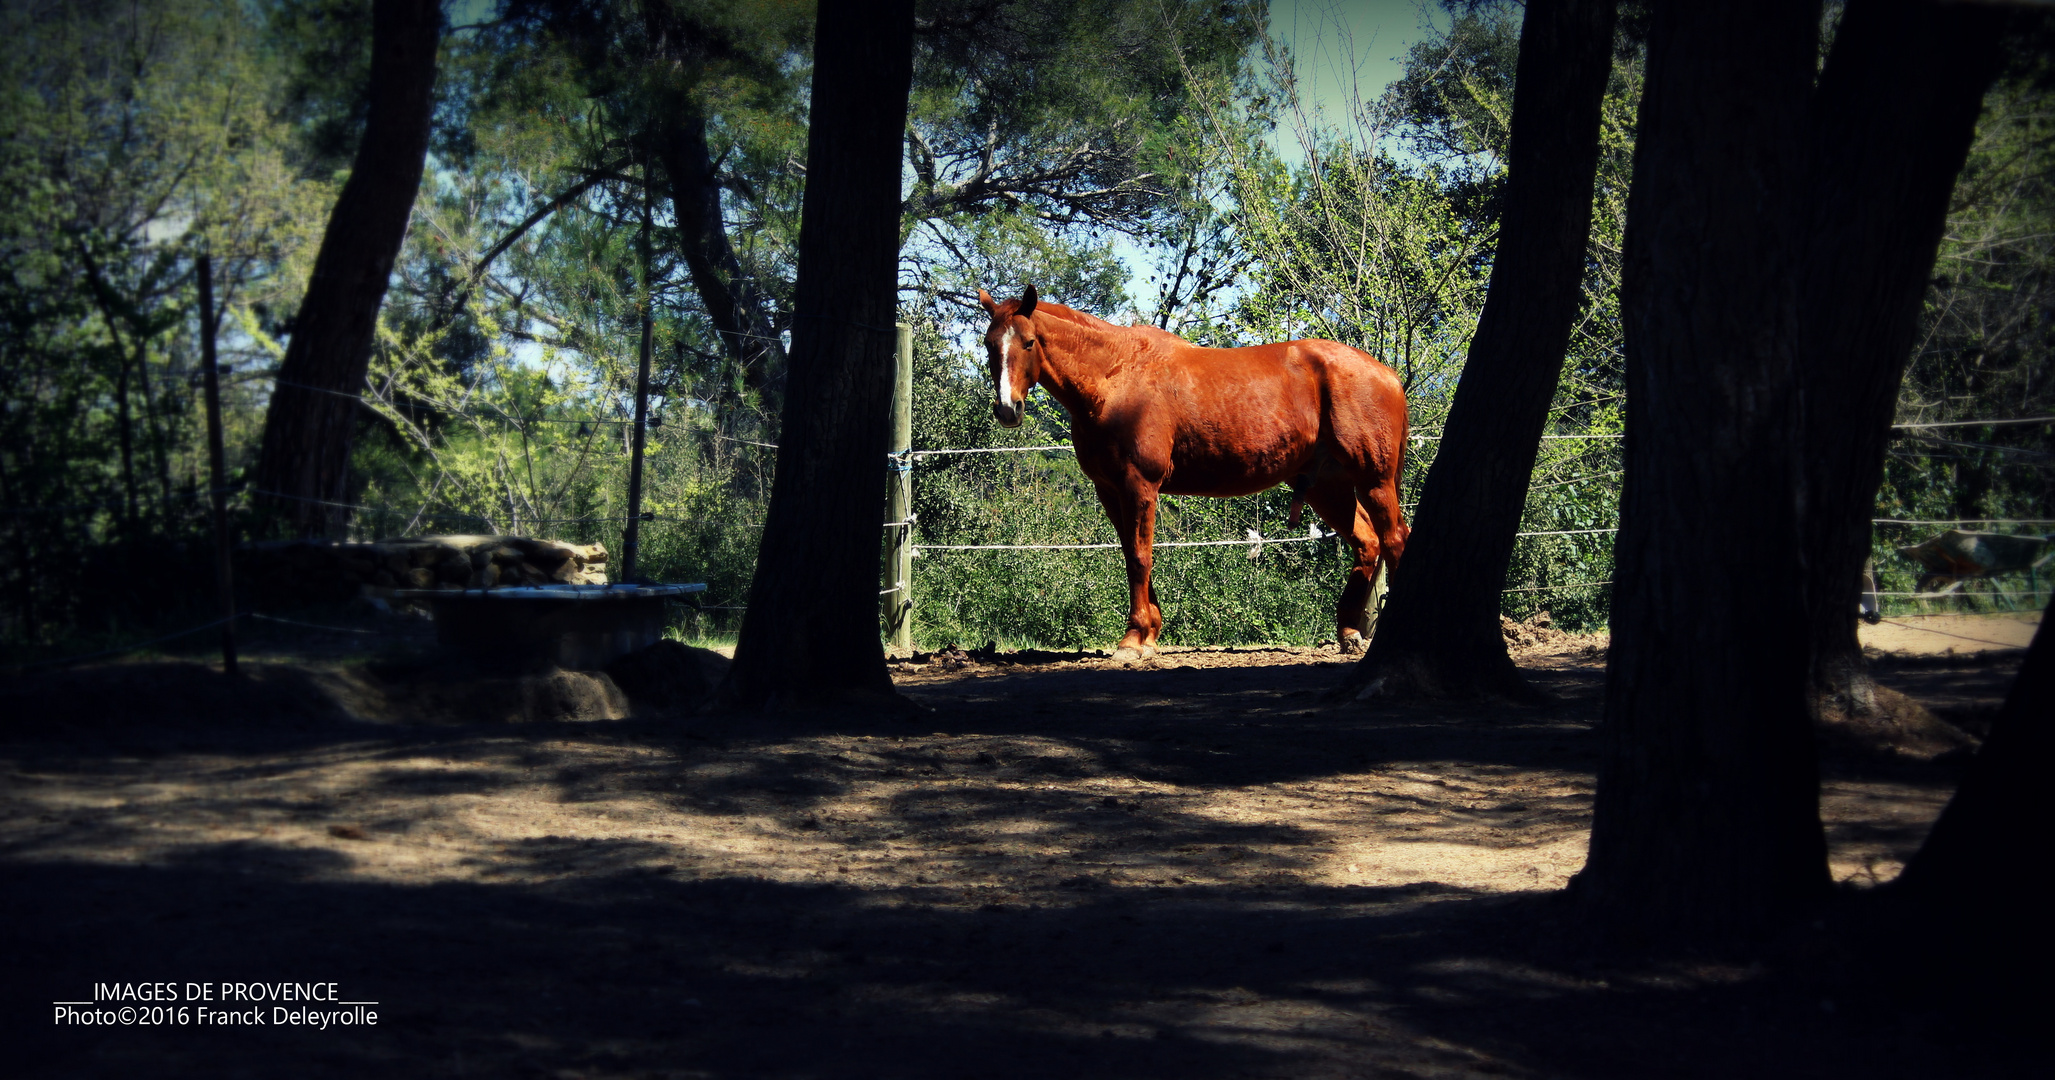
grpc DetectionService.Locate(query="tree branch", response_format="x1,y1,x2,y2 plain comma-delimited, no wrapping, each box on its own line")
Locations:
435,158,631,330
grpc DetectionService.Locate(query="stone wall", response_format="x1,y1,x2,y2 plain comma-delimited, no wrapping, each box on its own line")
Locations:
241,535,607,606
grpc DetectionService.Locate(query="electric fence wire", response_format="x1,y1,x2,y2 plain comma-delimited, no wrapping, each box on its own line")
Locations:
273,377,648,429
10,608,423,673
11,412,2046,628
1872,617,2040,649
246,488,767,530
8,616,239,672
1872,518,2055,527
1891,432,2055,458
0,484,232,517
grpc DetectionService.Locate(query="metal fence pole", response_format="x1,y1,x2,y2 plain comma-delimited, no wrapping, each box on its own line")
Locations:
885,322,914,655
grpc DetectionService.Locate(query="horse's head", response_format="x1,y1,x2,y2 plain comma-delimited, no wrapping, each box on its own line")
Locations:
978,284,1041,428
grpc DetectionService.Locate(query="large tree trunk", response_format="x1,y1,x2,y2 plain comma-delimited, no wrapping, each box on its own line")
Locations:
1799,0,2006,715
1338,0,1616,703
252,0,440,538
656,108,789,402
1570,0,1833,938
1891,598,2048,1011
711,0,916,712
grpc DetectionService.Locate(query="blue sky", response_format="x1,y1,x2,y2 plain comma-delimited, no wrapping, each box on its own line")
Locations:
1266,0,1449,165
1108,1,1448,320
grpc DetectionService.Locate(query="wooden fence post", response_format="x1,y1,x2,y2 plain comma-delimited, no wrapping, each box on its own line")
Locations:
885,322,914,655
621,163,654,583
197,249,237,676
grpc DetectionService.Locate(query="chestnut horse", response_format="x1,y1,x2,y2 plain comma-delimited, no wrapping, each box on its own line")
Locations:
979,285,1410,658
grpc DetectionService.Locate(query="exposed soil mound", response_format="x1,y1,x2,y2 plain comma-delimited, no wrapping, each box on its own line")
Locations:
604,639,725,713
339,660,631,725
1500,611,1573,652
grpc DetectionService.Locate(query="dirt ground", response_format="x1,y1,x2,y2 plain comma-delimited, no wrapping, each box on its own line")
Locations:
1855,610,2041,654
2,611,2035,1079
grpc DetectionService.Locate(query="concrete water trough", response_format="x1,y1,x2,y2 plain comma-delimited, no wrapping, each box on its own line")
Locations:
392,583,707,670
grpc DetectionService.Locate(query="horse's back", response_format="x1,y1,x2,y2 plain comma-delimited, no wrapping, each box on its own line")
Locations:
1136,335,1405,486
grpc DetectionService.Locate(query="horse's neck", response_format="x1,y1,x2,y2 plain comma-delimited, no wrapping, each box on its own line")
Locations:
1033,308,1134,414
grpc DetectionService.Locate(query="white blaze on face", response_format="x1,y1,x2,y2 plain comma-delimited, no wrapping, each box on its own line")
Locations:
995,327,1017,407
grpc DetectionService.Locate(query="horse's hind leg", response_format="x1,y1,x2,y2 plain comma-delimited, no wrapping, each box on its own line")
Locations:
1350,470,1410,642
1358,472,1409,573
1304,471,1380,652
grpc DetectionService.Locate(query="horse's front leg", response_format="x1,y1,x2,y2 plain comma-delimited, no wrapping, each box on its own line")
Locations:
1094,479,1163,659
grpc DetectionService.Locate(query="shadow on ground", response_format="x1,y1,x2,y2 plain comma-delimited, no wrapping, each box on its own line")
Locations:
0,641,2029,1078
5,856,2021,1080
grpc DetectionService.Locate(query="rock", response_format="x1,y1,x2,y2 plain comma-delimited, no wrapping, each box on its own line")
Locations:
525,541,573,571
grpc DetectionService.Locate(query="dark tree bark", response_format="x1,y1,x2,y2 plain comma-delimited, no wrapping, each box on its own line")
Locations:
1798,0,2006,715
1338,0,1616,703
656,108,789,399
1891,599,2048,1008
1570,0,1833,938
252,0,440,537
712,0,917,711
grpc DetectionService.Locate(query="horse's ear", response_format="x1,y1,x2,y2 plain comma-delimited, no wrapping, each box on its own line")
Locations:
1019,283,1038,319
977,288,998,315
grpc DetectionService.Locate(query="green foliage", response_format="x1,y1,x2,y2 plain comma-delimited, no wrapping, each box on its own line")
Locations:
1872,62,2055,613
902,0,1268,336
336,0,1281,647
8,0,2044,655
0,0,330,645
264,0,375,174
1182,3,1634,630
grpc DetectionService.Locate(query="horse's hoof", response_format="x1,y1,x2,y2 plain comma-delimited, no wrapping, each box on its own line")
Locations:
1337,633,1365,655
1111,644,1156,662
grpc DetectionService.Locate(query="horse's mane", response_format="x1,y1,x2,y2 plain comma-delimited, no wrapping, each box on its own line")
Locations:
1038,302,1183,343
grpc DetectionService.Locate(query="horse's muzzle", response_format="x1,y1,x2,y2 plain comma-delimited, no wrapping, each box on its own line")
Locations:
993,399,1024,428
